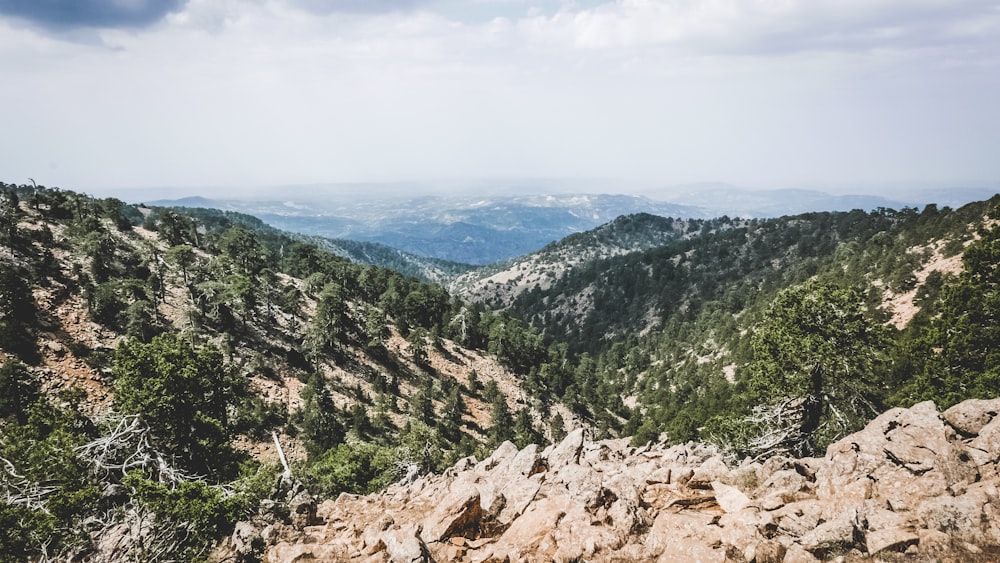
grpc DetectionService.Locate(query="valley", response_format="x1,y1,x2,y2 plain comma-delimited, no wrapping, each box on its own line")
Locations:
3,180,1000,561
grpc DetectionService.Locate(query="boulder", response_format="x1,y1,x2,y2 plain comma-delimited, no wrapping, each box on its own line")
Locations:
384,524,432,563
917,481,1000,545
477,441,519,475
421,483,484,542
497,476,541,525
556,463,606,510
798,509,863,556
507,443,545,477
230,521,262,559
287,489,319,530
968,416,1000,467
546,428,585,470
817,401,978,509
942,398,1000,436
866,527,919,555
483,495,573,560
711,481,752,514
717,508,770,561
687,456,730,489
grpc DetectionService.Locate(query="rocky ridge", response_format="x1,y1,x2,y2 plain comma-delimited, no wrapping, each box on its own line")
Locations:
228,398,1000,562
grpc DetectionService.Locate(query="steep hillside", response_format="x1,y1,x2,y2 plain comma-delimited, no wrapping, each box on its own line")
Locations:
0,182,584,561
297,235,473,285
460,197,1000,452
449,213,700,308
7,181,1000,561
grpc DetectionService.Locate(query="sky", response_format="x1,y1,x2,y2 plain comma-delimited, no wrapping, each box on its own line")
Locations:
0,0,998,199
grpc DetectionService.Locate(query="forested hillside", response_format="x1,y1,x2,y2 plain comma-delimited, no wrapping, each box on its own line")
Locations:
5,179,1000,561
0,182,589,561
466,197,1000,456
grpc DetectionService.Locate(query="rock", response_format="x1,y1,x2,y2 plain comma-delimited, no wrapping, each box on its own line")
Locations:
384,525,431,563
231,521,262,559
362,514,394,554
477,441,519,474
653,535,726,562
483,494,574,560
968,416,1000,466
798,509,863,556
507,443,545,477
645,466,672,484
862,506,911,532
261,399,1000,562
556,463,605,510
497,476,540,525
605,471,650,534
943,398,1000,436
421,483,484,542
546,428,585,469
756,469,809,498
817,401,977,510
916,482,1000,545
717,508,769,560
758,494,785,511
865,527,919,555
287,489,319,530
688,457,730,489
752,540,787,563
775,500,824,538
918,528,953,555
447,455,478,475
711,481,751,514
783,543,821,562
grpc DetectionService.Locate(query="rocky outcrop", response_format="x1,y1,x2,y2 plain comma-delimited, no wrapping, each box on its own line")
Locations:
254,399,1000,562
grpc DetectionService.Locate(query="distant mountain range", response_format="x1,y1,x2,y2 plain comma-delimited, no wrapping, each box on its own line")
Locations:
151,185,998,264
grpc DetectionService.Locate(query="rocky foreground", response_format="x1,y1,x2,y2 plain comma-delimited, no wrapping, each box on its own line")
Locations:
225,399,1000,562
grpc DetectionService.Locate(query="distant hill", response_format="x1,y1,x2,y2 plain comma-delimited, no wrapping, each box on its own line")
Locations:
150,186,999,265
150,193,706,264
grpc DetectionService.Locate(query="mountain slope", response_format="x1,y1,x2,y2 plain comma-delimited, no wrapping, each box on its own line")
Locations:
459,196,1000,447
0,182,587,561
448,213,698,308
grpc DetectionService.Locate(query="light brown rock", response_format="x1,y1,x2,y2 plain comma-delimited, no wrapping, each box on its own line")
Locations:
866,527,919,555
711,481,751,514
818,401,977,510
262,399,1000,563
421,484,484,542
968,416,1000,466
942,398,1000,436
798,509,862,556
546,428,585,469
384,524,431,563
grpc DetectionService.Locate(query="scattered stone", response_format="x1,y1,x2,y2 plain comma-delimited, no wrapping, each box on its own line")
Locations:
260,399,1000,562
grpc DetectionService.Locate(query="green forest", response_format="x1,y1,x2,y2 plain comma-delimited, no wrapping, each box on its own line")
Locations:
2,180,1000,561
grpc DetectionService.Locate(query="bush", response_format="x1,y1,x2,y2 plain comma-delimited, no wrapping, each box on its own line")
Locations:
113,335,244,478
302,442,402,498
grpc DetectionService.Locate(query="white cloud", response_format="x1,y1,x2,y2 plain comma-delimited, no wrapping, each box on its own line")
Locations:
512,0,1000,55
0,0,997,192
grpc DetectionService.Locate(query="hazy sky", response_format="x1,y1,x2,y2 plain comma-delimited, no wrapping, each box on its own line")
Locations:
1,0,998,197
